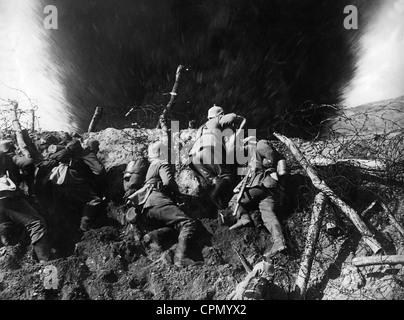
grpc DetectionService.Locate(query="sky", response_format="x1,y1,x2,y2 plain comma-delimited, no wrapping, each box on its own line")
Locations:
0,0,403,135
0,0,70,131
342,0,404,107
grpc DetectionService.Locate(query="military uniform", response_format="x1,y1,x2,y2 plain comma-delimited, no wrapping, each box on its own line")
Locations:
127,141,199,268
229,139,288,259
0,140,50,262
123,157,150,200
189,105,245,209
49,139,106,231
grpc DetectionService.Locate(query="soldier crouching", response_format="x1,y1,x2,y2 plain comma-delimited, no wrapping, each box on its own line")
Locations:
0,140,50,263
125,141,200,268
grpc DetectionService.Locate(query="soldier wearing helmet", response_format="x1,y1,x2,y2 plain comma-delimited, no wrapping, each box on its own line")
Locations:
85,139,100,154
228,139,289,259
49,138,106,232
125,140,201,268
189,104,246,210
0,140,51,263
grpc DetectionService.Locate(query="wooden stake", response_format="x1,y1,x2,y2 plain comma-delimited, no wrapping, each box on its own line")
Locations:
293,192,327,300
157,65,184,132
31,108,35,132
10,101,31,158
310,157,386,172
88,106,103,133
273,132,383,254
352,255,404,267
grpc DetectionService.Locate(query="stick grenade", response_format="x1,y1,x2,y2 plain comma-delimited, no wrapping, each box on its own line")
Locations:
232,168,252,216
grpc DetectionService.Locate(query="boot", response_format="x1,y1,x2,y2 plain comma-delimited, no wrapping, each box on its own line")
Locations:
80,203,102,232
263,238,287,260
143,227,176,247
33,236,51,263
209,176,233,209
174,235,198,268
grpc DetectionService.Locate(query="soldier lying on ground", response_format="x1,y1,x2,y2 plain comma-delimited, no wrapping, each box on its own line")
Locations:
124,141,202,268
0,140,51,263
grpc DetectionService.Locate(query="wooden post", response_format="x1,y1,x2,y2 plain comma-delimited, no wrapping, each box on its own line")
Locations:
293,192,327,299
10,101,31,158
157,65,184,132
22,129,43,162
352,255,404,267
31,108,35,132
88,106,103,133
156,65,184,166
273,132,383,254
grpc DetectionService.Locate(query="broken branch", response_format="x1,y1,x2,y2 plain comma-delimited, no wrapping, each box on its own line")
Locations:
273,132,383,254
352,255,404,267
293,192,327,299
310,157,386,171
10,101,31,158
157,65,184,132
88,106,103,133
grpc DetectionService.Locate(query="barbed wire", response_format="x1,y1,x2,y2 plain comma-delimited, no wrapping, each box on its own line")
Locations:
270,100,404,300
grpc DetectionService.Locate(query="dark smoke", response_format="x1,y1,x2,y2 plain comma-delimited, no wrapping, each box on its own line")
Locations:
38,0,382,139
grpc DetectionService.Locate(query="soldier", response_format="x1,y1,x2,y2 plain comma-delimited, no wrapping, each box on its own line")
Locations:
122,156,150,201
229,139,289,259
0,140,51,262
49,138,106,232
189,104,246,210
85,139,100,154
126,141,200,268
84,139,107,200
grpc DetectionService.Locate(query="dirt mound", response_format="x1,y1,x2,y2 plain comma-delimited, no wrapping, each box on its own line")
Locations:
1,127,404,300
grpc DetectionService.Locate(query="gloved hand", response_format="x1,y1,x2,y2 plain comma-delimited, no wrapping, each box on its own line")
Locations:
123,189,136,204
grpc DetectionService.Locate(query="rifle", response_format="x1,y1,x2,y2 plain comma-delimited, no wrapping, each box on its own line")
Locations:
232,167,253,216
234,247,252,273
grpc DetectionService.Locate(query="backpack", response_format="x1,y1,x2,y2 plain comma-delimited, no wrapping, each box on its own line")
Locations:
123,157,150,193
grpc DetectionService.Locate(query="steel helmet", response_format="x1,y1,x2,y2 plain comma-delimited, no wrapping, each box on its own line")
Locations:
148,141,168,160
66,139,83,154
207,104,224,119
86,139,100,152
256,139,275,167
